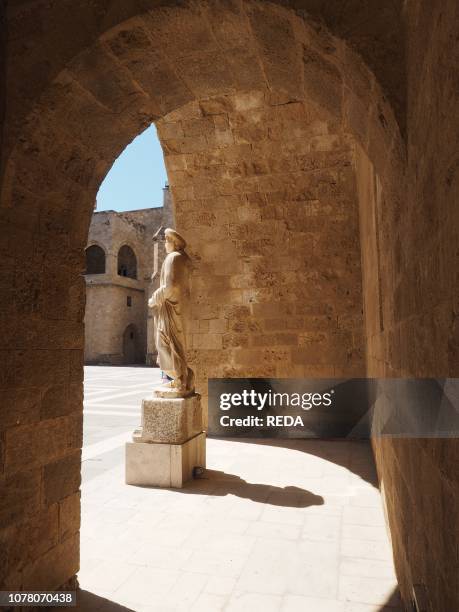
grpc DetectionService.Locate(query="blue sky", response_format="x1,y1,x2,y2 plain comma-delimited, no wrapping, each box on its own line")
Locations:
96,124,168,212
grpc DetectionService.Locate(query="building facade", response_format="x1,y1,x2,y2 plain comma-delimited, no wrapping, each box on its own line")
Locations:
84,186,173,365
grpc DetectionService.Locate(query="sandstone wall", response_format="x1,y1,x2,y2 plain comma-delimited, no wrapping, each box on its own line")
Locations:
0,0,405,167
156,93,366,430
364,1,459,610
0,2,456,608
84,208,163,364
0,0,403,592
85,285,146,364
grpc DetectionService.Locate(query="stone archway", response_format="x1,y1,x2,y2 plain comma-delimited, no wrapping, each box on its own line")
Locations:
2,1,402,588
0,0,405,594
1,0,405,396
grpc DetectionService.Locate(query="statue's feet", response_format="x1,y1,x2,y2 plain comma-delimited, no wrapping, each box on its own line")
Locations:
153,376,195,398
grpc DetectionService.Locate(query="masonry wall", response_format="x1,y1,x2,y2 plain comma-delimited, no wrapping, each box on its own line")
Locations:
0,0,396,595
365,2,459,610
84,208,163,364
0,1,457,607
85,285,146,364
157,92,366,430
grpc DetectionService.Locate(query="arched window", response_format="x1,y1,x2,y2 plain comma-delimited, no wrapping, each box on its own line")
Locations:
117,245,137,279
85,245,106,274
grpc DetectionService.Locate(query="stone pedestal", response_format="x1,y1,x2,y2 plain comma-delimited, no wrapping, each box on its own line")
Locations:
125,393,205,488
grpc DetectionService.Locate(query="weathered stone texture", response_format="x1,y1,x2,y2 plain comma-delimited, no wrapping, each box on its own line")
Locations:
0,469,42,529
157,92,366,416
138,394,203,444
0,1,456,608
59,492,81,543
364,2,459,611
44,452,82,506
20,534,80,591
5,415,82,475
373,437,459,612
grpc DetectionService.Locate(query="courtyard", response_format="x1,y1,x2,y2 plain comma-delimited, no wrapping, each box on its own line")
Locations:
77,366,401,611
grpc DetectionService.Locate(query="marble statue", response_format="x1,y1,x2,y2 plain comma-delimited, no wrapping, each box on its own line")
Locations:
148,228,195,397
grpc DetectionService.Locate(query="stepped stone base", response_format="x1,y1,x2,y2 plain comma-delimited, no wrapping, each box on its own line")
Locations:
125,392,206,488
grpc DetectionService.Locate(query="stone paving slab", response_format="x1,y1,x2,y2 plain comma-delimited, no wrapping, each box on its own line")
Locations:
76,366,402,612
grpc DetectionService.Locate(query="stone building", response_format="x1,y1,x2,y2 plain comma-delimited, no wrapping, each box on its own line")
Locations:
1,1,458,610
84,186,173,366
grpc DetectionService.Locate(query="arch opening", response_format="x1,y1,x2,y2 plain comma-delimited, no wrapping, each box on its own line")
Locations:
0,0,416,605
85,244,106,274
117,244,137,279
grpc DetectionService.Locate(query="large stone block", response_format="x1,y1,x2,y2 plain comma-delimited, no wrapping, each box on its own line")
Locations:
247,3,303,100
8,505,59,572
0,388,41,432
59,492,81,543
21,533,79,591
40,383,83,420
5,415,81,474
135,394,203,444
125,432,206,489
0,469,41,528
44,451,81,505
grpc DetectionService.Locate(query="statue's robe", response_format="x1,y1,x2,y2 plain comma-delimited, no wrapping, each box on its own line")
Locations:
151,250,192,384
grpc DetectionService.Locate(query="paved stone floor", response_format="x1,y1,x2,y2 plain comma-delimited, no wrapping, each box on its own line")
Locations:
77,366,402,612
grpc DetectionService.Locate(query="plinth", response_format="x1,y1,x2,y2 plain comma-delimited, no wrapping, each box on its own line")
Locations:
125,393,206,488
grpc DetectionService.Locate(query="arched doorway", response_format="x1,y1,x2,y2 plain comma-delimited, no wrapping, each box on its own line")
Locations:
1,3,405,409
0,0,406,595
3,1,457,610
122,323,143,364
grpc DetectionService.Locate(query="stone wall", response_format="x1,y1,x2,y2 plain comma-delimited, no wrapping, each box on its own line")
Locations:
0,0,404,593
365,1,459,610
0,1,457,609
156,92,366,429
85,285,147,364
0,0,406,166
84,207,163,364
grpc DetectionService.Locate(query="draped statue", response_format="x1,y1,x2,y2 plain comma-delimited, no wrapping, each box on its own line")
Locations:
148,228,195,397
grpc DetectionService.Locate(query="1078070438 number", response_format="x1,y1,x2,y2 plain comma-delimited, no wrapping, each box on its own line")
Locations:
0,591,76,607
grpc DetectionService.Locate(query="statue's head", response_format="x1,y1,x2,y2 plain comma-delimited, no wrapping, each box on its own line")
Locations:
164,228,186,253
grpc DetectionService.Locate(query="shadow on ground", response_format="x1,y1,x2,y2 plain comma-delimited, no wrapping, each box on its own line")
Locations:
55,589,135,611
133,437,377,507
176,468,325,508
58,586,403,611
378,586,404,610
